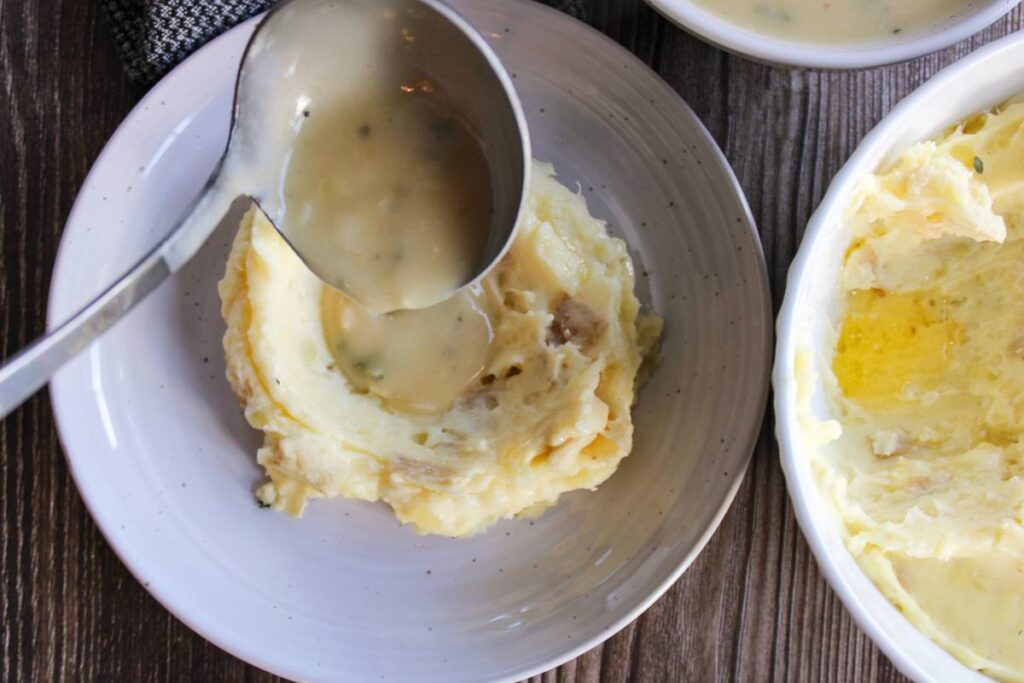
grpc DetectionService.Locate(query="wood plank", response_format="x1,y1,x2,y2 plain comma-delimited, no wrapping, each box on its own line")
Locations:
0,0,1020,680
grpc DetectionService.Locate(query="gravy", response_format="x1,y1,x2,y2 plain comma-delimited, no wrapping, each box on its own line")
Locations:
690,0,970,43
215,0,504,410
321,287,492,413
281,83,492,313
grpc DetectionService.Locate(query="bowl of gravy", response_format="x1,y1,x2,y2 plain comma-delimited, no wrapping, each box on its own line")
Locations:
645,0,1019,69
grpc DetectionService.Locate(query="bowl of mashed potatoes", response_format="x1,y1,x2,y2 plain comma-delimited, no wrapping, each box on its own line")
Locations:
221,161,665,537
776,31,1024,683
45,1,771,680
647,0,1018,69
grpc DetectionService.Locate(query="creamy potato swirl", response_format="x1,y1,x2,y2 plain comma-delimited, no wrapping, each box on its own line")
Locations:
220,162,661,537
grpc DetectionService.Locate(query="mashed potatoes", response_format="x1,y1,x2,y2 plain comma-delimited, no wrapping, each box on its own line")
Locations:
219,161,661,537
817,101,1024,680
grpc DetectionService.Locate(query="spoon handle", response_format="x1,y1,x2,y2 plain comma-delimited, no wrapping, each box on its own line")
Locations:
0,248,172,418
0,178,234,420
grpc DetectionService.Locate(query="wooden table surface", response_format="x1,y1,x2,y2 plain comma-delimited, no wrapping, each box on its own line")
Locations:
1,1,1021,681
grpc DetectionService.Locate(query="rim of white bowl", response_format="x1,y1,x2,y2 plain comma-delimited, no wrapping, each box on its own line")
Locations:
46,5,771,681
646,0,1020,69
44,14,305,681
774,30,1024,683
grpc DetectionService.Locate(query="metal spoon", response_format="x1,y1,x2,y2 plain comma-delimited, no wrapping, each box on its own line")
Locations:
0,0,529,419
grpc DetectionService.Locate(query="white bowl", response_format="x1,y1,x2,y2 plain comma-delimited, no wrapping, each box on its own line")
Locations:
646,0,1019,69
775,31,1024,683
46,1,771,680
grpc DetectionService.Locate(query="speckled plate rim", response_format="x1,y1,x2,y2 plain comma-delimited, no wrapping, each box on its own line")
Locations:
645,0,1019,70
774,31,1024,683
46,3,771,681
45,13,280,679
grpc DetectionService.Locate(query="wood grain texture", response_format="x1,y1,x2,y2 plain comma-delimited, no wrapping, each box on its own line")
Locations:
0,1,1021,681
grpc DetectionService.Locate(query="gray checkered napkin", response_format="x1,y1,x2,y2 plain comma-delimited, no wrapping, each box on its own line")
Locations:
103,0,588,84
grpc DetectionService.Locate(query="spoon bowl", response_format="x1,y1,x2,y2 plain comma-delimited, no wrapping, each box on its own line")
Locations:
229,0,530,310
0,0,529,417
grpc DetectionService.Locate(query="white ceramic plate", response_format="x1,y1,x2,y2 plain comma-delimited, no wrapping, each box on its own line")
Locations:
646,0,1018,69
775,31,1024,683
48,1,771,680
